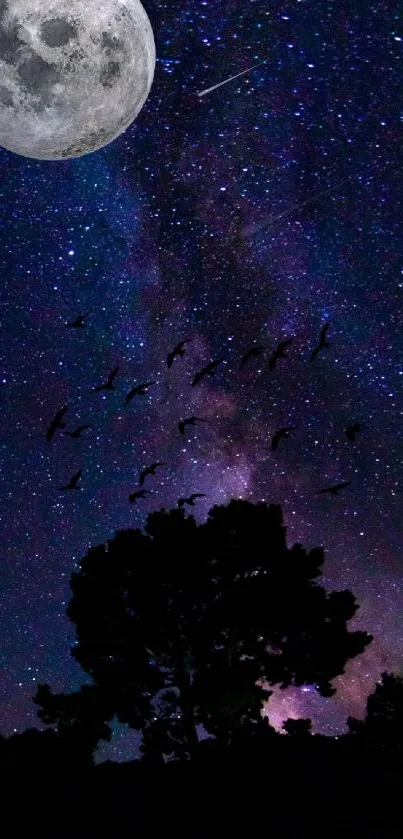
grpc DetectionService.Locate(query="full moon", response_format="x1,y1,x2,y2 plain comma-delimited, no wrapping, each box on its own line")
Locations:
0,0,156,160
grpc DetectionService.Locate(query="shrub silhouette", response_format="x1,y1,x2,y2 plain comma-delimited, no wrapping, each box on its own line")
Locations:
33,683,114,763
0,726,92,774
283,717,313,737
34,500,372,761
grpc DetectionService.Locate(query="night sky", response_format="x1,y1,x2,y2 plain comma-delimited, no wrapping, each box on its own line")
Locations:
0,0,402,762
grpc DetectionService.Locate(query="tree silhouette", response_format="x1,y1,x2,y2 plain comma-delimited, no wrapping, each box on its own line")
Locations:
347,671,403,750
283,717,313,737
34,500,372,761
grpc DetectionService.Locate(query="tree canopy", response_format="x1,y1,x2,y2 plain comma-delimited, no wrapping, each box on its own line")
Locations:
34,500,372,760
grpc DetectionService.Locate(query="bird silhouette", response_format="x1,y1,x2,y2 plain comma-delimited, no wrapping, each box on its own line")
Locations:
129,489,151,503
178,493,206,507
167,340,192,369
124,381,155,406
139,462,167,486
46,405,68,442
178,416,206,435
65,311,91,328
271,426,296,452
59,469,82,491
315,481,351,496
91,366,119,393
64,425,92,438
192,359,224,386
346,422,363,442
240,346,266,368
268,338,293,371
309,323,330,363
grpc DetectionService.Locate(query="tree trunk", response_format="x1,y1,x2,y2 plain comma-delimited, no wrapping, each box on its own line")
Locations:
177,667,198,760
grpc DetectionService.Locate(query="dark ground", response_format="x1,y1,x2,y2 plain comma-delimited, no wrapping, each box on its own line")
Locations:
2,736,402,838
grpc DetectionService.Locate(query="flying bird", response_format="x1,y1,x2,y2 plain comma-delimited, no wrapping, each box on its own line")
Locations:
268,339,293,371
167,340,192,369
91,366,119,393
192,359,224,386
309,323,330,363
124,381,155,406
178,494,206,507
345,422,363,442
129,489,151,503
65,311,91,328
46,405,68,442
315,481,351,496
139,462,167,486
59,469,82,491
271,426,296,452
64,425,92,438
197,59,267,98
240,346,266,368
178,416,206,435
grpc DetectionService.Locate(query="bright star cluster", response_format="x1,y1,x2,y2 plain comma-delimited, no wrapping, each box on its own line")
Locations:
0,0,402,761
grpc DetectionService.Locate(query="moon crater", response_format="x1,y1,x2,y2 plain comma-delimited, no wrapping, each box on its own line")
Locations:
40,18,79,48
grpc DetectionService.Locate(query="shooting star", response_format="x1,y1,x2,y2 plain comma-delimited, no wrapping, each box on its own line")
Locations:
197,59,267,99
241,178,349,239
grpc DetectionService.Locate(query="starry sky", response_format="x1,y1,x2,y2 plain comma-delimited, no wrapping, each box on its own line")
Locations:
0,0,402,762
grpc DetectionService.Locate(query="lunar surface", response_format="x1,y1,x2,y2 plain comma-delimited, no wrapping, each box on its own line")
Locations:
0,0,156,160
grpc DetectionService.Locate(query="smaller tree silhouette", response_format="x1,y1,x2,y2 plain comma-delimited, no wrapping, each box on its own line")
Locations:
283,717,313,737
347,671,403,750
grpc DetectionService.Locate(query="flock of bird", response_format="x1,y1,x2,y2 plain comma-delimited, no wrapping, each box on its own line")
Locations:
46,313,363,505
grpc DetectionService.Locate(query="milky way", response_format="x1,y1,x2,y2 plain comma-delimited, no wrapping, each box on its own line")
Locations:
0,0,402,761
